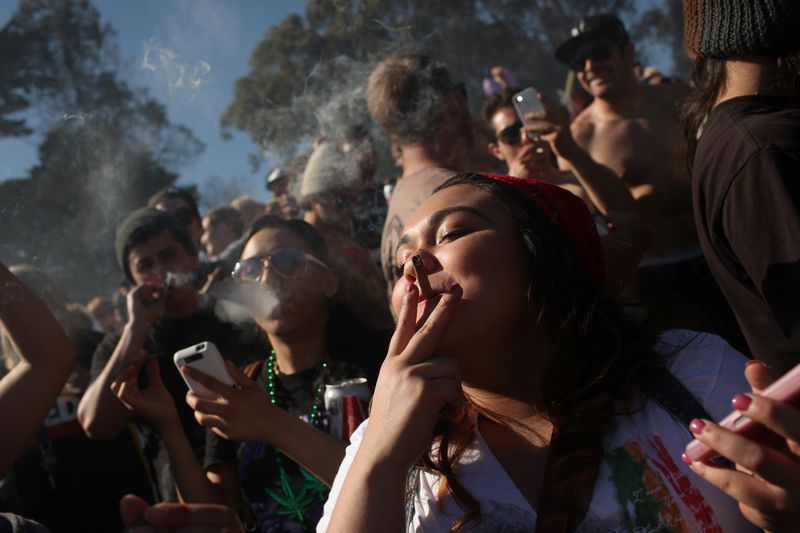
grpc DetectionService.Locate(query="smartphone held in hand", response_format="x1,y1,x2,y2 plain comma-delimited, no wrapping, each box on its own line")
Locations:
512,87,545,139
684,361,800,463
173,341,235,399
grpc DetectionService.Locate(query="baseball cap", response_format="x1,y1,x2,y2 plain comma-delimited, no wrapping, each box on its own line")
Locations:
555,14,629,66
266,167,288,190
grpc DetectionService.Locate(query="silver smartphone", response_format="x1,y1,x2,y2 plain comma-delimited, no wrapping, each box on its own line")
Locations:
512,87,545,140
512,87,545,123
173,341,235,399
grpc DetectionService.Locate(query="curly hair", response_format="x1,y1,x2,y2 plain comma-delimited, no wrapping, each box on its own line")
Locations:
419,173,664,532
366,53,454,145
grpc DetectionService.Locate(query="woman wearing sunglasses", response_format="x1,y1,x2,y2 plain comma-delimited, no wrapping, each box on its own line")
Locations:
111,215,388,532
318,173,799,532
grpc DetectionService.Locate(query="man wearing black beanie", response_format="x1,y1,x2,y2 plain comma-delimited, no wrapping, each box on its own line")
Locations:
78,207,261,501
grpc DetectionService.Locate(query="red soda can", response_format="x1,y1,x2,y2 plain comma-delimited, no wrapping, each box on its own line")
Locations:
324,378,370,440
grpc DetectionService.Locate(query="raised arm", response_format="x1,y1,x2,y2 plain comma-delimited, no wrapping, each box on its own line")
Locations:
523,94,637,215
323,283,463,532
183,362,347,486
0,262,77,476
111,355,225,505
78,283,164,439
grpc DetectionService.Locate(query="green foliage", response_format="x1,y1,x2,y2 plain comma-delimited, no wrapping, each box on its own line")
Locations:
0,0,203,300
222,0,685,161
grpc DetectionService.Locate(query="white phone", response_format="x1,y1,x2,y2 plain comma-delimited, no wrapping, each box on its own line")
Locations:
173,341,236,399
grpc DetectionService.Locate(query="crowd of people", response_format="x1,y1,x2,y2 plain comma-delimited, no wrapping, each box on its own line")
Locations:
1,1,799,532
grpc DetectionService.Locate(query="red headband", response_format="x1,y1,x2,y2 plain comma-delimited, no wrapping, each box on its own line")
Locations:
483,174,606,283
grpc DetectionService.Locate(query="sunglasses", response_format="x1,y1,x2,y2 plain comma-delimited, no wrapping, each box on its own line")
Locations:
497,121,524,145
569,42,616,72
232,249,327,282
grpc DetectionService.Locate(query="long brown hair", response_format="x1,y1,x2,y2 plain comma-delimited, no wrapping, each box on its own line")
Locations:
420,173,664,532
682,52,800,171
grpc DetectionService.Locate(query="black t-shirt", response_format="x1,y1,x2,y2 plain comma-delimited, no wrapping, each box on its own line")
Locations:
203,325,386,533
89,307,264,498
692,95,800,371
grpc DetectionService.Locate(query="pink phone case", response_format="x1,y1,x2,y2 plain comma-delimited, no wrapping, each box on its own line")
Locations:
684,361,800,463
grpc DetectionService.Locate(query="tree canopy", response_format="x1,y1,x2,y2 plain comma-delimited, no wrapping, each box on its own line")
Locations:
222,0,687,160
0,0,203,299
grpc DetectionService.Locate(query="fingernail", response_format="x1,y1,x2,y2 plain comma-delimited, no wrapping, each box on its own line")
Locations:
732,393,752,411
406,281,415,293
689,418,705,434
449,282,462,295
745,359,767,369
681,453,692,465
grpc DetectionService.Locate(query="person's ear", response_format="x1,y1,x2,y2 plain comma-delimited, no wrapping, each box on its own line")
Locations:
488,142,505,161
322,268,339,298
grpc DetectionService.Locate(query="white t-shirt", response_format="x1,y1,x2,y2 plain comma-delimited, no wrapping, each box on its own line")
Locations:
318,330,758,532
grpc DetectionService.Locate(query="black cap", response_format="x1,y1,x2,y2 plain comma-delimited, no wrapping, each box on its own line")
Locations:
555,14,629,65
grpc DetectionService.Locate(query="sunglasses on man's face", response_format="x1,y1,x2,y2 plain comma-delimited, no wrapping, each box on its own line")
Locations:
232,248,328,282
497,121,524,145
570,42,617,72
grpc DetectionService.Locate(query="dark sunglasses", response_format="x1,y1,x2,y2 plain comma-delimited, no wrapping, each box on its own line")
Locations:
497,121,524,145
232,248,328,282
569,42,616,72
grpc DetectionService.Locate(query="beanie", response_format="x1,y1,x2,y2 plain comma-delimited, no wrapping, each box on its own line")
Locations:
683,0,800,58
300,141,361,200
115,207,194,282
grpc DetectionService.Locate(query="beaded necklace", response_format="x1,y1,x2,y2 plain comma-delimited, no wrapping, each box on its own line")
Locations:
262,349,328,526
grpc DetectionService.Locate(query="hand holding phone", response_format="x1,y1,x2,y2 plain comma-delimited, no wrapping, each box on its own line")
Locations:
174,342,236,399
684,361,800,463
512,87,546,140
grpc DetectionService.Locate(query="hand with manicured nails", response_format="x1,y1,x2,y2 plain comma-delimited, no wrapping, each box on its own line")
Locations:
127,282,165,332
111,355,179,430
120,493,243,532
356,282,464,474
684,361,800,532
183,361,274,441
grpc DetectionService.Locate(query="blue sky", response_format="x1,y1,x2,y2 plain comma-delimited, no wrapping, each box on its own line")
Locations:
0,1,305,203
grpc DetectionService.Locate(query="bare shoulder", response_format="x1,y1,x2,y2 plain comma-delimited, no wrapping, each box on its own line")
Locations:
569,105,596,143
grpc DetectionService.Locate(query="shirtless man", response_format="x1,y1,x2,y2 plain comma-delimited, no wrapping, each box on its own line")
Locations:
553,14,744,345
555,14,694,260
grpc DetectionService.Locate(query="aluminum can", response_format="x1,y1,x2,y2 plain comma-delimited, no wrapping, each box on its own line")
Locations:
324,378,370,440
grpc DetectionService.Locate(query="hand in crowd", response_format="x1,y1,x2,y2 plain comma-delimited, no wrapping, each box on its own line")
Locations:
684,361,800,532
127,282,166,331
199,266,224,295
120,494,242,533
183,361,274,441
520,93,580,161
507,141,557,183
111,354,179,430
357,282,463,474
